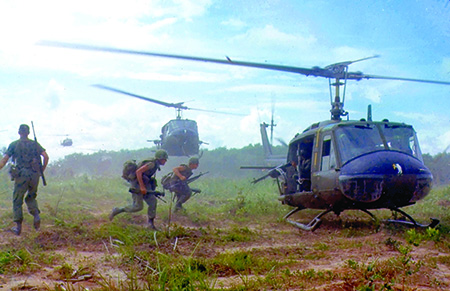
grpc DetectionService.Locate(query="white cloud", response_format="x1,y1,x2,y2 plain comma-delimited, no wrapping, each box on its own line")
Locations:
221,18,246,29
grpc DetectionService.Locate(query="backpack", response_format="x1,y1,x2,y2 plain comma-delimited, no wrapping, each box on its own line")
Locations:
161,172,175,189
122,160,138,182
121,159,157,182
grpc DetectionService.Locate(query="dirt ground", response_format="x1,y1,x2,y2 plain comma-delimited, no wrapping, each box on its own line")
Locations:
1,212,449,291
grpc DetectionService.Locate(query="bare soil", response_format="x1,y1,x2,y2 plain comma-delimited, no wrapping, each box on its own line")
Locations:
1,212,449,290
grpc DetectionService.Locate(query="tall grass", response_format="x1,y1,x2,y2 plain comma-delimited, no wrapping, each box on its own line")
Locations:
1,172,450,290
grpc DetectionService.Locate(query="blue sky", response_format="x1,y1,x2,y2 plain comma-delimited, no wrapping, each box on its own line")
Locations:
1,0,449,160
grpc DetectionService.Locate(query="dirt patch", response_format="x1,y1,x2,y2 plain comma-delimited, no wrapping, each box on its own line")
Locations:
1,214,449,290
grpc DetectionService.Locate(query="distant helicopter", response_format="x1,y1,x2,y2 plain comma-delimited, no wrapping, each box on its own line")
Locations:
60,136,73,147
38,41,450,230
93,84,238,157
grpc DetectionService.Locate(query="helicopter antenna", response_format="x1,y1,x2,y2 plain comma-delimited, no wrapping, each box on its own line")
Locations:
270,95,276,145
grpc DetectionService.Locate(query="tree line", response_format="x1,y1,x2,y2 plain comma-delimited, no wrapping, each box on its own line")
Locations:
3,144,450,186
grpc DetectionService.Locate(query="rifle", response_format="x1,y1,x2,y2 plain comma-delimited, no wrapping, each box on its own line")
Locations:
31,121,46,186
251,162,291,184
186,171,209,184
128,188,167,203
163,171,209,193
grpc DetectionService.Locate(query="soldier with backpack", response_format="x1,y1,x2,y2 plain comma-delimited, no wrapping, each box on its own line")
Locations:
109,149,168,230
162,157,199,212
0,124,49,236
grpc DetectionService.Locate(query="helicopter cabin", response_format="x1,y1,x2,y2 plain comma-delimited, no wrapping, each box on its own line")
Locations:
281,118,431,209
160,119,200,156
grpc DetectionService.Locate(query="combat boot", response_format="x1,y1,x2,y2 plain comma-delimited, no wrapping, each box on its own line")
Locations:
174,203,185,213
148,218,158,231
109,207,123,221
11,222,22,236
33,213,41,230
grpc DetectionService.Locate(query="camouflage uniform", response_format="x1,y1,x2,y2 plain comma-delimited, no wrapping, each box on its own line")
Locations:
113,158,162,220
6,138,45,224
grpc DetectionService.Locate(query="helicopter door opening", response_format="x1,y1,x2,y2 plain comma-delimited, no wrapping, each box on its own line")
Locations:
290,137,313,192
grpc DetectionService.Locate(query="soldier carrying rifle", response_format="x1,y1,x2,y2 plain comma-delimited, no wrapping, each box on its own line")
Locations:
162,157,205,212
109,149,168,230
0,124,49,236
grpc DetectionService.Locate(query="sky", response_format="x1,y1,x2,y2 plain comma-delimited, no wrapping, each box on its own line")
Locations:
0,0,450,161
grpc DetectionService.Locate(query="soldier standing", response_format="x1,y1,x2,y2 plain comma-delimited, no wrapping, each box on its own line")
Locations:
164,157,199,212
109,149,168,230
0,124,49,235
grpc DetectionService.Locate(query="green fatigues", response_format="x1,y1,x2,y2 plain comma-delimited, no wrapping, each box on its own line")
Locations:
119,159,161,219
171,164,193,209
6,139,45,223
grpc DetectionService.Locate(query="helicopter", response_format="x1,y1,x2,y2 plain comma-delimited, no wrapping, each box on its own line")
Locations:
60,136,73,147
92,84,239,157
241,108,287,169
37,40,450,230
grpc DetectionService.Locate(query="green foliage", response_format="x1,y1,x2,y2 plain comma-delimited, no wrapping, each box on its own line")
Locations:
45,144,286,180
423,152,450,186
405,228,441,246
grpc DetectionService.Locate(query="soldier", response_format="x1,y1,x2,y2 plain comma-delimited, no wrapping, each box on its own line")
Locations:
109,149,168,230
0,124,49,235
164,157,199,212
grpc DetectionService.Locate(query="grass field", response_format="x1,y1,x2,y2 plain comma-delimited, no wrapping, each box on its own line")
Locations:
1,172,450,290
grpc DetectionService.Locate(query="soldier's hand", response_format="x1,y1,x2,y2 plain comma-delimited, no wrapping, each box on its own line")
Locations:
180,176,186,181
140,186,147,195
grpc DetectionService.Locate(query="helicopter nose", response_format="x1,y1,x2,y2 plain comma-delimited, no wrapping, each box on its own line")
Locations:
338,151,432,204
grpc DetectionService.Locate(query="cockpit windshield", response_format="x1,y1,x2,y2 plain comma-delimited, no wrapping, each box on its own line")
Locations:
163,119,198,134
335,123,422,165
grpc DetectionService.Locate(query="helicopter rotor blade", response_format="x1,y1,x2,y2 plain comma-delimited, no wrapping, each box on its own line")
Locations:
355,74,450,86
94,84,243,116
37,41,322,76
38,40,450,86
324,55,380,69
93,84,187,109
187,107,245,116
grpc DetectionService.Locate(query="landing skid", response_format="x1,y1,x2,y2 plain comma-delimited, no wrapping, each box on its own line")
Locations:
385,207,439,228
283,207,331,231
284,207,376,231
284,206,439,231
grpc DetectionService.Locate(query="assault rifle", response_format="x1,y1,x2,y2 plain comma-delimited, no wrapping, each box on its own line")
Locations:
128,188,167,203
186,171,209,184
163,171,209,194
31,121,46,186
251,162,291,184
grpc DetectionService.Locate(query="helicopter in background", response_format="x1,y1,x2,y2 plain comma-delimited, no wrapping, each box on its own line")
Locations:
38,41,450,230
241,108,287,170
93,84,239,157
60,136,73,147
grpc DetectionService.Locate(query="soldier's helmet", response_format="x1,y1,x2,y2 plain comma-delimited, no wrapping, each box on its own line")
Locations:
18,124,30,134
188,157,199,165
155,149,169,160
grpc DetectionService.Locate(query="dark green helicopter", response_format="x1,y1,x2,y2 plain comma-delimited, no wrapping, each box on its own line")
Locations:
38,41,450,230
92,84,239,157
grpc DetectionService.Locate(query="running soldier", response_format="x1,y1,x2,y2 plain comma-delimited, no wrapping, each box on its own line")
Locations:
0,124,49,235
109,149,168,230
163,157,199,212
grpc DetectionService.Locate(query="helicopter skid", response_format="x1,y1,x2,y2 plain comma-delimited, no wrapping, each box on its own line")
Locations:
384,207,439,228
284,208,333,232
283,207,380,231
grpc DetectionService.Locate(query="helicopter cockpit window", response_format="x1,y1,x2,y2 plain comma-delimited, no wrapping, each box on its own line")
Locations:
380,125,422,160
335,125,384,164
166,120,198,134
321,135,336,171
